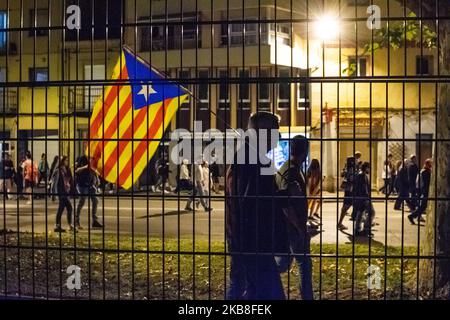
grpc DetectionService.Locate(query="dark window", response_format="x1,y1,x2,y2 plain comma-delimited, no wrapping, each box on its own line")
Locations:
66,0,122,41
258,68,270,111
178,70,191,109
218,70,229,106
29,9,48,37
139,13,199,51
29,68,49,82
416,56,433,75
238,69,250,102
198,70,209,105
347,0,370,5
0,11,7,49
278,68,290,109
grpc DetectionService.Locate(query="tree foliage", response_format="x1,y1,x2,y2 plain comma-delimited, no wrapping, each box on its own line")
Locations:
343,12,437,75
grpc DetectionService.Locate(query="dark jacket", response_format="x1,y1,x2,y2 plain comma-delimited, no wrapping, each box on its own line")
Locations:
55,166,74,196
353,170,370,209
417,168,431,197
341,156,356,192
0,159,14,179
395,166,409,190
75,155,95,187
275,160,309,252
275,160,308,232
225,149,286,254
407,162,419,189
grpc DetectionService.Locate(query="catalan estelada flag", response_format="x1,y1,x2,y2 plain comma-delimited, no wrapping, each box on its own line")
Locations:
87,46,189,190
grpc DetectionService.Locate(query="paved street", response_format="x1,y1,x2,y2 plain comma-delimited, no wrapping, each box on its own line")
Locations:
0,192,426,247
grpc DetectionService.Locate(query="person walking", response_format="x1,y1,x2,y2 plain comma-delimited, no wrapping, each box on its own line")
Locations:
209,161,221,194
48,155,59,201
185,158,212,212
37,153,49,187
74,155,103,229
379,154,393,195
22,151,38,205
306,159,322,221
53,156,74,233
175,159,192,192
353,162,376,237
202,160,212,197
225,111,285,300
408,159,432,225
14,159,25,200
0,152,14,200
337,156,357,231
407,154,420,209
275,136,314,300
155,155,171,193
390,165,398,195
394,159,415,211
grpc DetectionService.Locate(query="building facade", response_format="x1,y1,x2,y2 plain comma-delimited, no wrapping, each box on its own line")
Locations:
0,0,436,190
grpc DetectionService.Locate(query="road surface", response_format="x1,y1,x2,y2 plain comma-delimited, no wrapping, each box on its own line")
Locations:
0,192,426,247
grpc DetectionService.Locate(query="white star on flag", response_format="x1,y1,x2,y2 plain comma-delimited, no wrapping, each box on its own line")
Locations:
137,84,157,102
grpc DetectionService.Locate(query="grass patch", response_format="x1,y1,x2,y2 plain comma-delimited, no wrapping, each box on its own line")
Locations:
0,232,420,299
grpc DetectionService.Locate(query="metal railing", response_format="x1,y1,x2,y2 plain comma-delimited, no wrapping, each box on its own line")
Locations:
0,0,449,302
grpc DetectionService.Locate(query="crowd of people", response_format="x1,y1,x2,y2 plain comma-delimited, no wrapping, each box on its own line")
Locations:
0,151,104,233
223,111,434,300
336,151,432,234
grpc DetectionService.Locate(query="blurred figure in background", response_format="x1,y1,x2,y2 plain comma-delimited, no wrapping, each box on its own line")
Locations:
53,156,74,233
408,159,432,225
379,153,393,195
176,159,192,193
0,152,14,200
202,160,213,205
306,159,322,221
22,151,38,205
37,153,49,187
337,156,356,231
394,159,415,212
74,155,103,229
48,155,59,201
14,157,25,200
353,162,376,237
209,161,221,194
407,154,419,209
185,157,212,212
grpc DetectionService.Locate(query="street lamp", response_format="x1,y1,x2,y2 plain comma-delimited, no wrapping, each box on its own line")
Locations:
314,15,340,41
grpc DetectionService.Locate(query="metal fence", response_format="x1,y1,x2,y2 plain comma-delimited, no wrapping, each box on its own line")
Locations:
0,0,449,300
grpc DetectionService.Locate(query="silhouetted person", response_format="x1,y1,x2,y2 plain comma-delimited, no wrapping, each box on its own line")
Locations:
22,150,38,204
394,159,414,211
408,159,432,225
353,162,376,237
48,155,59,201
54,156,74,233
407,154,419,209
37,153,49,187
337,156,356,231
209,161,221,194
225,111,285,300
0,152,14,200
379,153,393,195
74,155,103,230
275,135,313,300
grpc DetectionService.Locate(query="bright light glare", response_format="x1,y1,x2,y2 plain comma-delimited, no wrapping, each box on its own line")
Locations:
314,15,340,41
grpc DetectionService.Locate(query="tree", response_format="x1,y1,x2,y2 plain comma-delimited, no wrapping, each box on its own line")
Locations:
344,1,449,298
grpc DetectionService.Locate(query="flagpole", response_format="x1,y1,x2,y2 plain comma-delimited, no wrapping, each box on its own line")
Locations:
121,45,241,136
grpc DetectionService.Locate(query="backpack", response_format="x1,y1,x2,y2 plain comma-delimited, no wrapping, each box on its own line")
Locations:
24,160,38,182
